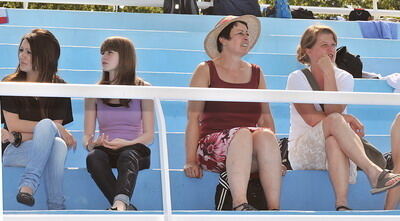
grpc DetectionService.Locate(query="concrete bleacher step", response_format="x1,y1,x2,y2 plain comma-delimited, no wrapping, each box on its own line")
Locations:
6,8,397,39
2,45,399,77
172,170,390,211
3,167,391,211
3,167,163,210
3,24,400,58
1,45,305,76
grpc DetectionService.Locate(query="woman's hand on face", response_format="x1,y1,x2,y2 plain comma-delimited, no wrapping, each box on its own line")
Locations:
1,128,14,143
184,162,203,178
317,54,335,76
103,138,129,150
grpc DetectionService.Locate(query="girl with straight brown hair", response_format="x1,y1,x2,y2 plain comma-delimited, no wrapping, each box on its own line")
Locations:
84,36,154,211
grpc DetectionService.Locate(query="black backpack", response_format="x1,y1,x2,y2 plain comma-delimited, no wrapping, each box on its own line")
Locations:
291,8,315,19
335,46,363,78
349,9,371,21
214,138,291,210
163,0,199,14
213,0,261,17
215,171,267,210
263,6,276,17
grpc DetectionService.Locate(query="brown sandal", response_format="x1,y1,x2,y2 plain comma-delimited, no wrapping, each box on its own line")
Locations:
370,169,400,194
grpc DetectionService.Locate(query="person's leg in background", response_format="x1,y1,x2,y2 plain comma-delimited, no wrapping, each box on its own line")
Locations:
385,114,400,210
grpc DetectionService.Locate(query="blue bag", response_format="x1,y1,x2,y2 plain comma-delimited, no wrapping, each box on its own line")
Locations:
274,0,292,18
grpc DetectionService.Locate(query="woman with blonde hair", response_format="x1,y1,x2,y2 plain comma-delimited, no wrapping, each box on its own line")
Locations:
286,25,400,210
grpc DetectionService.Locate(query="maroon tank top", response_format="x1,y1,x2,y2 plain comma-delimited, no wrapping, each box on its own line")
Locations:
200,60,262,138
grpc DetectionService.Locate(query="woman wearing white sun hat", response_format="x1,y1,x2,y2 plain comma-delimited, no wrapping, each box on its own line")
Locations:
184,15,282,211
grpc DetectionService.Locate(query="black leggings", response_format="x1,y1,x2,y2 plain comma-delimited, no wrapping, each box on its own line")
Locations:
86,143,151,205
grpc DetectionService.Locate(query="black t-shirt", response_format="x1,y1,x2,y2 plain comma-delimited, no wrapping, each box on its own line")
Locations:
1,95,73,153
1,96,73,129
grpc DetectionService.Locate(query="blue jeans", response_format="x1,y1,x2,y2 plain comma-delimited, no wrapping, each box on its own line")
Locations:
3,119,68,210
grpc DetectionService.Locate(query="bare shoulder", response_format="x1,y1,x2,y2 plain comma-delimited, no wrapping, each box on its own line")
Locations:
243,60,252,68
194,62,210,77
190,61,210,87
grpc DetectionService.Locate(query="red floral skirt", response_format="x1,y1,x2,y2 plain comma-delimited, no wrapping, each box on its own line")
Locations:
197,127,268,173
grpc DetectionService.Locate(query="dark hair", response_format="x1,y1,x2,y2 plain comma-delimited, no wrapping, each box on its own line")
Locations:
216,21,248,53
2,29,62,118
99,36,143,107
4,29,61,83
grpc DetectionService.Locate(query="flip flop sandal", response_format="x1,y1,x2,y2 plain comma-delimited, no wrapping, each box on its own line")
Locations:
16,191,35,207
370,169,400,194
336,205,352,211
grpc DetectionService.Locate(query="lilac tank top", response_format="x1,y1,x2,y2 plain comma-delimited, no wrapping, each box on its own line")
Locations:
96,99,143,141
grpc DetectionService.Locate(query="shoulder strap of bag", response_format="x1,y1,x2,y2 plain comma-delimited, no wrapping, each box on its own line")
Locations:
301,68,324,111
218,171,229,189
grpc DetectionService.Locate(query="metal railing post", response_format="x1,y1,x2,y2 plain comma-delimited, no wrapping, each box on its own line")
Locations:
154,98,172,221
373,0,379,17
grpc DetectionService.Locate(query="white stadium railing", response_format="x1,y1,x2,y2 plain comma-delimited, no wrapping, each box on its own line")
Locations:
1,82,400,221
2,82,400,105
1,0,400,17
